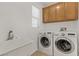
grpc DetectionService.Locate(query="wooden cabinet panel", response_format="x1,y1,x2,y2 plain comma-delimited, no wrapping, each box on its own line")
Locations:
65,2,78,20
42,2,78,23
55,3,65,21
49,5,56,22
65,2,77,7
43,7,49,23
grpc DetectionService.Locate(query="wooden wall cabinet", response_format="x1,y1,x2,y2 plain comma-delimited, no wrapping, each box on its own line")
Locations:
49,5,56,22
55,3,65,21
42,2,78,23
64,2,78,20
43,7,49,23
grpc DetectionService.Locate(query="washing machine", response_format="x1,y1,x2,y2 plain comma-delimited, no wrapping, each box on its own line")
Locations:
38,32,54,56
54,32,77,56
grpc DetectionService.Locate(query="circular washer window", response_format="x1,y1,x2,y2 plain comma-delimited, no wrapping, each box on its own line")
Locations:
40,37,50,48
55,37,75,54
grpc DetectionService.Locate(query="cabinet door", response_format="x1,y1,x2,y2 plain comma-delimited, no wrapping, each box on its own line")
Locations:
43,7,49,23
49,5,56,22
65,2,78,20
55,3,65,21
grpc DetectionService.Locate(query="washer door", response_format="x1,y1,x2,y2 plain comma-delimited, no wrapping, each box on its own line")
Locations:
55,37,74,54
40,37,50,48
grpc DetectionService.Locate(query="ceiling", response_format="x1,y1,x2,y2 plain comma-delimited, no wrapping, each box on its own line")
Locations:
40,2,57,7
41,2,54,5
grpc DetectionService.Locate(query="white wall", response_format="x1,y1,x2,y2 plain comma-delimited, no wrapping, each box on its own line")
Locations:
1,2,43,56
42,21,78,32
0,2,43,56
0,2,37,56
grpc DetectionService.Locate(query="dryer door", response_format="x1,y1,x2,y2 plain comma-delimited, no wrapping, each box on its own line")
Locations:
40,36,50,48
55,37,75,54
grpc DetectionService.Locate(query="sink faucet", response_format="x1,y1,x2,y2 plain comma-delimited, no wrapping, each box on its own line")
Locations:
7,30,14,41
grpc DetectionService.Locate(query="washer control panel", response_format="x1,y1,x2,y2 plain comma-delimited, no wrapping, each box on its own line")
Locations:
54,32,76,37
68,33,75,36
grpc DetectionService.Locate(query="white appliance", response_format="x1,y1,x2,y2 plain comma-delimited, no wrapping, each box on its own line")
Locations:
54,32,77,56
38,32,54,56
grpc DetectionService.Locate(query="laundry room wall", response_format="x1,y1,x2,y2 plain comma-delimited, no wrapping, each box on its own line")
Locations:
0,2,37,56
42,21,78,32
3,2,43,56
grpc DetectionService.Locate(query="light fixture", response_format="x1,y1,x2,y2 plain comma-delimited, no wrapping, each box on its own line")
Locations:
56,6,60,9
